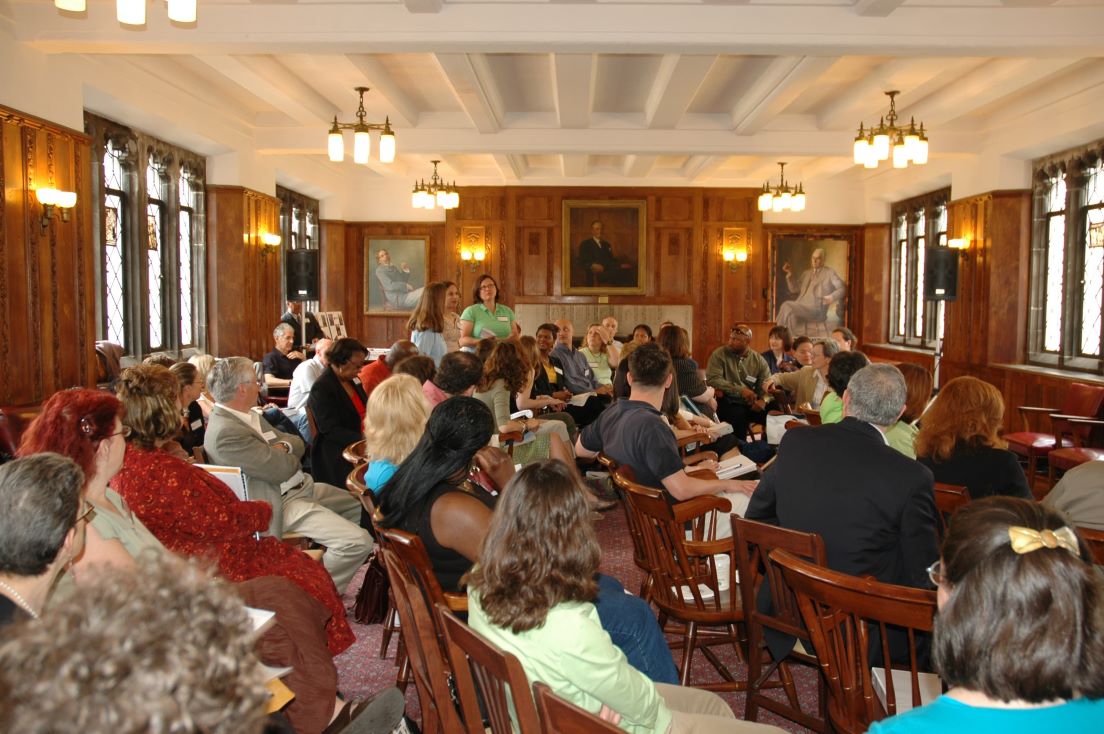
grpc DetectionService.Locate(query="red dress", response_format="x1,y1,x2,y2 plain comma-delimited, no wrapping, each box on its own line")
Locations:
112,446,355,654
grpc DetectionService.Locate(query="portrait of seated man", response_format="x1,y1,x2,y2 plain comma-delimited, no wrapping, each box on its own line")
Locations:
577,219,636,287
775,245,846,336
374,248,424,311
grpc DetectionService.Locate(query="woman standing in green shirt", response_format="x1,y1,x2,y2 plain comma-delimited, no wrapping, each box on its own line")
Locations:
466,461,784,734
459,274,517,347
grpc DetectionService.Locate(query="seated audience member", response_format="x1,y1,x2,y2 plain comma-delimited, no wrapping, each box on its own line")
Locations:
423,350,484,407
408,281,449,367
143,352,176,369
533,322,605,427
472,341,575,468
831,326,857,352
379,399,678,683
263,323,305,393
868,497,1104,733
394,354,437,385
0,454,88,625
791,336,814,367
706,324,770,439
660,379,741,461
1044,461,1104,531
915,376,1031,501
819,350,870,424
746,364,939,659
0,555,271,734
631,323,654,345
363,374,429,498
602,314,624,351
358,340,418,397
169,361,206,459
204,357,371,593
658,324,716,414
281,299,324,347
475,336,498,364
552,319,614,397
762,325,799,375
516,335,576,439
577,343,757,529
112,364,357,654
188,352,217,418
17,389,352,732
885,363,934,458
578,322,618,387
764,337,838,409
288,337,332,410
308,338,371,489
467,461,780,733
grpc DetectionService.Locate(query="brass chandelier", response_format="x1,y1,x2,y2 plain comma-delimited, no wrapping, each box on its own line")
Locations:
757,162,806,213
853,91,928,170
327,87,396,165
411,160,459,210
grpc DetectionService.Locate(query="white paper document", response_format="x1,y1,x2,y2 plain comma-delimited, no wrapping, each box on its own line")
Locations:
715,454,757,479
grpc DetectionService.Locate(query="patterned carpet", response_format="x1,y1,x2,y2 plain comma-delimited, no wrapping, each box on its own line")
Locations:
335,507,820,733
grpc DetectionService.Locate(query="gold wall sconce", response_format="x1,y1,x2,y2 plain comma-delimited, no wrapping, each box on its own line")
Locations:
259,232,282,254
37,187,77,230
948,237,970,252
722,227,749,271
459,226,487,271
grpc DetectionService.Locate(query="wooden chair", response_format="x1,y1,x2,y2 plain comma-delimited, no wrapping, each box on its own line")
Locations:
620,473,746,691
304,405,318,445
342,438,367,465
191,445,208,463
607,462,657,602
533,681,621,734
1003,383,1104,495
437,606,542,734
732,517,827,732
377,528,468,733
1047,417,1104,486
932,483,971,537
770,549,938,734
1078,526,1104,565
798,407,822,427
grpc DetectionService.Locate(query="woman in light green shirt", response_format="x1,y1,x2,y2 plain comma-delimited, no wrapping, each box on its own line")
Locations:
883,363,934,459
578,322,618,386
459,274,517,347
819,350,870,425
465,461,783,734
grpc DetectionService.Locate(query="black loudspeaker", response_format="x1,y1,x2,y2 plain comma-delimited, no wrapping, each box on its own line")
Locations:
924,246,958,301
285,249,320,302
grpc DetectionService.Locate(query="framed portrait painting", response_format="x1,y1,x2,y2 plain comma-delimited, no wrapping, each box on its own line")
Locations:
768,232,855,339
562,200,646,295
364,236,429,314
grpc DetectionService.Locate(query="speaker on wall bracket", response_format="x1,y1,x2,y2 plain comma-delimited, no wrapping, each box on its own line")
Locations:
285,249,320,302
924,246,958,301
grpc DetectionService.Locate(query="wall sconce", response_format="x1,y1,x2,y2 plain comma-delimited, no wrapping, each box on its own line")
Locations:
37,188,77,230
459,226,487,272
259,232,281,254
948,237,970,251
721,227,749,271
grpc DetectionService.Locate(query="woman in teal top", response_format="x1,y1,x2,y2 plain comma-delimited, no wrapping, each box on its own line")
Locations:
363,374,428,498
819,350,869,424
459,274,516,347
868,497,1104,734
466,461,783,734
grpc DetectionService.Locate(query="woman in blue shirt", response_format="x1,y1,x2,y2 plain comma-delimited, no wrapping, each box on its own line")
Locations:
407,281,449,367
868,496,1104,733
459,274,516,347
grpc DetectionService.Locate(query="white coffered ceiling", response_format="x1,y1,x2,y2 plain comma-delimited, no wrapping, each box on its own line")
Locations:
5,0,1104,191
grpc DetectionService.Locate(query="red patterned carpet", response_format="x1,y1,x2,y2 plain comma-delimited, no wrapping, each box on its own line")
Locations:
335,507,820,733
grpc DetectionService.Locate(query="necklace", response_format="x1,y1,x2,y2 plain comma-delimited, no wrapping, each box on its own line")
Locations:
0,578,39,619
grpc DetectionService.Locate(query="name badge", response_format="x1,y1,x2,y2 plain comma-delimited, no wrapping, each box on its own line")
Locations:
554,367,564,375
744,375,758,385
497,316,510,322
352,377,361,385
190,419,204,430
262,431,277,442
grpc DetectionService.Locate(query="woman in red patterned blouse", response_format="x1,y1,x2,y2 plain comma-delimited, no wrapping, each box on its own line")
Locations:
111,364,355,655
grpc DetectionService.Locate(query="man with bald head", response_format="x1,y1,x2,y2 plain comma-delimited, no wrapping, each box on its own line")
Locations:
357,339,419,397
552,319,613,397
775,247,846,335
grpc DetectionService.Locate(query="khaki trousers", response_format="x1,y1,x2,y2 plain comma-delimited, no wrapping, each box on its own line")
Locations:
656,684,785,733
284,479,372,594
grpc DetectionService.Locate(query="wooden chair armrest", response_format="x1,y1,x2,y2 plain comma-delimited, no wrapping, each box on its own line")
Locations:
684,451,719,467
498,431,524,444
677,431,712,448
1017,405,1060,432
673,494,732,522
1068,417,1104,426
684,537,735,557
685,468,719,480
444,592,468,612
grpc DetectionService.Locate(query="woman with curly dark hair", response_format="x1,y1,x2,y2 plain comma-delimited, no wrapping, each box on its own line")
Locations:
466,461,774,732
869,496,1104,732
915,376,1030,500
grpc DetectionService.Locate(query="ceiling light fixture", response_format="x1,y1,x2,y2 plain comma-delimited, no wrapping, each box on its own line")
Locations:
853,91,928,170
54,0,86,11
757,162,806,213
327,87,396,165
411,160,459,211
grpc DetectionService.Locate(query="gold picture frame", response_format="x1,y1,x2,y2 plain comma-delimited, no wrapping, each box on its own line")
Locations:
562,200,646,295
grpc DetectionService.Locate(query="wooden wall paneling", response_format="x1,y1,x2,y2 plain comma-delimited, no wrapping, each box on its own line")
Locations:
654,227,691,296
0,106,95,407
943,198,979,366
319,220,347,313
985,192,1031,364
857,224,889,347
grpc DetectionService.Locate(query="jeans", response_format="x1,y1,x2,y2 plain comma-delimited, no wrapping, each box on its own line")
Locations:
594,573,679,684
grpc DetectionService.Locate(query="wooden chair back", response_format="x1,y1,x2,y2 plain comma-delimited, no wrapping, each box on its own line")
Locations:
800,408,823,426
304,405,318,444
345,462,378,522
437,606,542,734
377,528,465,734
342,438,367,465
1078,526,1104,565
532,682,621,734
1061,382,1104,420
770,549,937,734
932,483,971,537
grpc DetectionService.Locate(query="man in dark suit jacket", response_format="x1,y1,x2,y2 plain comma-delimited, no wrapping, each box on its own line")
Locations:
280,300,324,347
746,362,939,661
578,220,632,287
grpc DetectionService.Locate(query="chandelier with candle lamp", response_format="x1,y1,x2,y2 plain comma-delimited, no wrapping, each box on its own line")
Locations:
411,160,459,210
853,91,928,170
327,87,396,165
757,162,806,213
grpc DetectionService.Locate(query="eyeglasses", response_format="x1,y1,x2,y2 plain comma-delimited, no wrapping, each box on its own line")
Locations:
926,560,945,587
77,501,96,524
108,425,133,439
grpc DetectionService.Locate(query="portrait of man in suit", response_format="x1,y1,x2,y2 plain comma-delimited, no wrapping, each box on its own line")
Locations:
364,237,428,313
563,201,645,294
771,236,851,337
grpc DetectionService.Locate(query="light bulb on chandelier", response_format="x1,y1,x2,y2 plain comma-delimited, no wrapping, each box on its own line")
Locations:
853,91,928,170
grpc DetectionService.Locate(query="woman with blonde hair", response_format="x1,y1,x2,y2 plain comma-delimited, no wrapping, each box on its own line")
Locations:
578,322,619,386
407,281,449,367
362,374,429,497
915,376,1030,500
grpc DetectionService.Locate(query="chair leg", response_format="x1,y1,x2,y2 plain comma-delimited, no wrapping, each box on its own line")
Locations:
1027,454,1038,493
778,659,801,709
679,620,699,686
744,625,764,721
379,601,399,659
394,638,410,692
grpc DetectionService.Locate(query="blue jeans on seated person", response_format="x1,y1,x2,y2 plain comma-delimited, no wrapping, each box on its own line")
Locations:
594,573,678,684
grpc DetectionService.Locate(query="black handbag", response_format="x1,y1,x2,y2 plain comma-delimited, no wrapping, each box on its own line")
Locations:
353,551,390,625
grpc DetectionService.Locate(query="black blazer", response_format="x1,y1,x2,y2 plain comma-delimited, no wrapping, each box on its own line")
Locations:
306,367,367,487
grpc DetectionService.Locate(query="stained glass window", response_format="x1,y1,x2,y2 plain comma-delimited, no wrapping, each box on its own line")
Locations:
890,189,949,349
179,170,195,347
146,157,166,350
103,141,128,349
1081,162,1102,357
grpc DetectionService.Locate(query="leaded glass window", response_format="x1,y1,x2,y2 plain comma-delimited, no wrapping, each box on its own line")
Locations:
103,140,128,349
889,188,949,349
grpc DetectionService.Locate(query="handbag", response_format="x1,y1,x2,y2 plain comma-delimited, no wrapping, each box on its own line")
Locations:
353,550,390,625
